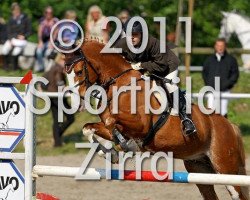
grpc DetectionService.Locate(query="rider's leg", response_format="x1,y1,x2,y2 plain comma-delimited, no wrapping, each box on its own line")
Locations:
165,70,196,135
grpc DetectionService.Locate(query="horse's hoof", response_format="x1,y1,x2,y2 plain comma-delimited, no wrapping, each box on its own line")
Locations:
109,148,119,164
126,139,140,153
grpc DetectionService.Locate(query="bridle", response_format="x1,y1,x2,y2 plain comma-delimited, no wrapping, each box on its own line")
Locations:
65,48,99,90
64,48,133,101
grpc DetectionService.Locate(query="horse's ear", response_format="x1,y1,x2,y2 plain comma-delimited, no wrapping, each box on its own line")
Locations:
221,11,229,17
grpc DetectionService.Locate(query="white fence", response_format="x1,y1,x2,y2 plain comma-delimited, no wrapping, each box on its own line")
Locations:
0,76,250,200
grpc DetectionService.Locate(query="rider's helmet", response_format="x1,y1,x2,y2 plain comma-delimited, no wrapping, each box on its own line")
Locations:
122,17,143,33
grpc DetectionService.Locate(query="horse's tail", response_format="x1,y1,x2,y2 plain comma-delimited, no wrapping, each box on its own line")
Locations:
231,123,249,199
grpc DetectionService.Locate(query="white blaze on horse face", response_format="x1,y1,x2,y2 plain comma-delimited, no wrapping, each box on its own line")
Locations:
66,71,83,111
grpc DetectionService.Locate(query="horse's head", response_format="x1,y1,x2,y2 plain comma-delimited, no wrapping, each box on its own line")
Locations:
219,11,236,41
64,43,100,98
64,40,130,100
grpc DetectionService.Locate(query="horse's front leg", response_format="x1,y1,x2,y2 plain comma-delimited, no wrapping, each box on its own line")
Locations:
83,121,112,141
83,122,120,163
83,106,117,141
83,105,118,149
99,107,140,153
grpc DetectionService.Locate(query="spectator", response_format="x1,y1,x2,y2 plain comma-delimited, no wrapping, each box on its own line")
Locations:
52,10,79,71
41,54,75,147
202,38,239,118
2,2,31,71
36,6,58,72
85,5,109,43
59,10,79,44
117,10,130,39
0,17,7,44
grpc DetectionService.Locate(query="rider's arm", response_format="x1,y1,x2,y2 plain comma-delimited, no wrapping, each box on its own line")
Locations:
141,38,179,74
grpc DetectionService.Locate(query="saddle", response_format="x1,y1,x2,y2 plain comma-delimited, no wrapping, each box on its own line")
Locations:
141,75,173,147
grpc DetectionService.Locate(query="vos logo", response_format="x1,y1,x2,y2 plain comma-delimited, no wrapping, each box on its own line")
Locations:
0,176,19,200
0,101,19,130
0,101,20,115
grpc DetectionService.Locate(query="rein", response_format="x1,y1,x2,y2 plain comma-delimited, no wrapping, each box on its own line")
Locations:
65,49,135,101
65,48,172,146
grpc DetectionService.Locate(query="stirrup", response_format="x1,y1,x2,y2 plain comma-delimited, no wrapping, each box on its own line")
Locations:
181,118,197,135
92,136,119,163
112,128,139,153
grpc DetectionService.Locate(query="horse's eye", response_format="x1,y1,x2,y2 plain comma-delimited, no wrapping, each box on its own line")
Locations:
76,70,83,77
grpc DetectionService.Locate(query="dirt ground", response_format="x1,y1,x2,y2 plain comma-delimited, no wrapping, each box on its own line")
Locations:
16,153,250,200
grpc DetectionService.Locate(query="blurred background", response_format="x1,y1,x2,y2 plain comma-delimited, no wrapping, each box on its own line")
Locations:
0,0,249,156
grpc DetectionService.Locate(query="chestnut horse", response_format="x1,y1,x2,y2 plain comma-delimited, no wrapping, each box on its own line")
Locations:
64,40,248,200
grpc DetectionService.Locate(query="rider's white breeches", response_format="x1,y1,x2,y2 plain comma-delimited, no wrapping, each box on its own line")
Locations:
165,69,179,93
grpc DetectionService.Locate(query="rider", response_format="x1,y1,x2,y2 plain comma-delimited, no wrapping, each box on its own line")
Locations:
114,17,196,135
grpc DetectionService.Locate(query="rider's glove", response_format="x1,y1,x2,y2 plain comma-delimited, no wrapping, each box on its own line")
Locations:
131,62,142,70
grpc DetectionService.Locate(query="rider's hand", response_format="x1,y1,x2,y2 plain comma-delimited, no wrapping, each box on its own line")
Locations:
131,62,142,70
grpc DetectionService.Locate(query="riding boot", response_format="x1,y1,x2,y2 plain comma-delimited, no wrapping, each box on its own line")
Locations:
177,89,197,135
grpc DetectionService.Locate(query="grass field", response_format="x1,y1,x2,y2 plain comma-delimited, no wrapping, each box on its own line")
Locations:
1,68,249,155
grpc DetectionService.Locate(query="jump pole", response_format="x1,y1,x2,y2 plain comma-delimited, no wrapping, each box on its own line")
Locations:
33,165,250,186
3,75,250,200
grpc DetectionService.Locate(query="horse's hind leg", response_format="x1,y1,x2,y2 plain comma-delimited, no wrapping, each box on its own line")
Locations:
184,156,219,200
209,123,249,200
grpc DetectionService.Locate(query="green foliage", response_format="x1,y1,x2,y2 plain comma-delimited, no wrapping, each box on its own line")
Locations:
1,0,250,47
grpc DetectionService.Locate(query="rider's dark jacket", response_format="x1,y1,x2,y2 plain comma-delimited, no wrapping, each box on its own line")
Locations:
114,36,179,76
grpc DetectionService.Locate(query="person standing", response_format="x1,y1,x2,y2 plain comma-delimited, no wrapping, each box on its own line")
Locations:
36,6,58,72
2,2,31,70
202,38,239,118
85,5,109,43
117,10,130,39
41,54,75,147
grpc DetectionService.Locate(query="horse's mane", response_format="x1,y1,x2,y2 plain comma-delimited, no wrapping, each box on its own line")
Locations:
84,37,105,45
82,38,130,67
80,37,134,82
